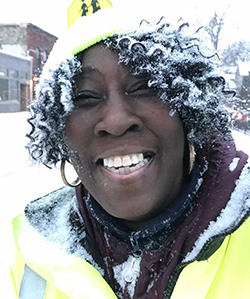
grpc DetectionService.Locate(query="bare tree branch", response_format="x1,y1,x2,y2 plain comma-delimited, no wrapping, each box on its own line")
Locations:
204,12,225,51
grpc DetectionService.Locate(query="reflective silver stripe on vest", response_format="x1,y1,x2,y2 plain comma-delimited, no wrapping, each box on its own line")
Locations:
19,264,47,299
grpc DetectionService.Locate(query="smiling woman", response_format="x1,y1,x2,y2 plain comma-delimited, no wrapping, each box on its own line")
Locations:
11,5,250,299
65,44,184,227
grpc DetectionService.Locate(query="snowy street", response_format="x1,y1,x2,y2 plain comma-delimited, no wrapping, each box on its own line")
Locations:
0,111,249,298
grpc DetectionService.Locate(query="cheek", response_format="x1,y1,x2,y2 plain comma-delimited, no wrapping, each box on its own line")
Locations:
70,153,91,178
156,112,185,164
65,110,90,151
152,109,184,145
65,112,95,177
169,118,185,156
170,117,184,146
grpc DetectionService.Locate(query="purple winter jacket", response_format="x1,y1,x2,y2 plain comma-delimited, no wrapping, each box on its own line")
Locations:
74,134,249,298
23,133,249,298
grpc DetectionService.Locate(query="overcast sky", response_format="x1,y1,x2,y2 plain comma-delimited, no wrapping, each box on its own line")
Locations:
0,0,249,49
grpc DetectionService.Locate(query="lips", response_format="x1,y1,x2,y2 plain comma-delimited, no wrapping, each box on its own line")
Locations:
98,152,153,175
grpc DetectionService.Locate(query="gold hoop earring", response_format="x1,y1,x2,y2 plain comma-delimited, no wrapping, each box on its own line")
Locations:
60,160,81,188
188,142,196,174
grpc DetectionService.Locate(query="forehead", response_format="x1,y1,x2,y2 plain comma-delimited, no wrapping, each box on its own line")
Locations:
78,43,136,84
82,43,115,60
81,44,120,70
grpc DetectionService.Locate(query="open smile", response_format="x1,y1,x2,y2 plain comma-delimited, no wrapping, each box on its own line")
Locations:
97,152,154,175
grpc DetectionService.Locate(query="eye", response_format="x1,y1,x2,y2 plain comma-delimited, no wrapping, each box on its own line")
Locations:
134,83,149,91
127,80,157,97
73,91,102,108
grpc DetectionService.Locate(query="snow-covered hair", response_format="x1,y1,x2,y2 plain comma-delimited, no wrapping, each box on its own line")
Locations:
26,9,233,166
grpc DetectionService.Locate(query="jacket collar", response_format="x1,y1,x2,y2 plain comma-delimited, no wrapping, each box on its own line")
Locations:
77,162,201,249
76,134,250,262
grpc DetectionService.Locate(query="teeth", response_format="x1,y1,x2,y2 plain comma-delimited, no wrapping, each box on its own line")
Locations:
103,159,109,167
124,166,130,174
110,167,119,174
131,154,139,164
122,155,132,166
104,158,114,167
139,161,144,167
134,164,140,170
106,157,151,174
103,153,148,168
107,158,114,168
119,167,125,175
114,156,122,167
138,153,143,162
103,152,152,174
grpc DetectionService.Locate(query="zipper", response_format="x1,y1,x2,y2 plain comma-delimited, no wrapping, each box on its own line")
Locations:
129,233,142,257
118,234,143,284
123,255,141,283
163,264,184,299
163,211,250,299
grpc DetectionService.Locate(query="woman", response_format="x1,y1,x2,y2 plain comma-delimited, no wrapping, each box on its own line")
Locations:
11,6,250,299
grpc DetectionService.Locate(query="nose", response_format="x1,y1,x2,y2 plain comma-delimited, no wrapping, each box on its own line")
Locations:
94,96,143,137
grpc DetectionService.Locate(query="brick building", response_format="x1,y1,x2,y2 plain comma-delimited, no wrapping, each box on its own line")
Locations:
0,23,57,77
0,23,57,112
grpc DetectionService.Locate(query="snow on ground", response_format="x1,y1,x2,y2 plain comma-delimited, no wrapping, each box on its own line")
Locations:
232,130,250,155
1,112,68,298
0,112,249,298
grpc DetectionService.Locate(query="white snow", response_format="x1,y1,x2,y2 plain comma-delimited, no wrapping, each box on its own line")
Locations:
229,157,240,172
0,112,72,298
18,216,77,267
184,160,250,263
113,255,142,298
0,112,249,298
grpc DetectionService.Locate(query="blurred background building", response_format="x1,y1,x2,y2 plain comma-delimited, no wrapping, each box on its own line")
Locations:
0,23,57,112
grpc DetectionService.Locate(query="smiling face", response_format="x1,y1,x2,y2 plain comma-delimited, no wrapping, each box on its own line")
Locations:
65,44,185,229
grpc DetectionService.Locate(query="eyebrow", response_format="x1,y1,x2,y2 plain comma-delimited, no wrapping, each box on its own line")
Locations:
81,66,102,76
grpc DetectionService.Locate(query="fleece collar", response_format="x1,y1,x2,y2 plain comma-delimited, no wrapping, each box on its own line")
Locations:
82,162,201,247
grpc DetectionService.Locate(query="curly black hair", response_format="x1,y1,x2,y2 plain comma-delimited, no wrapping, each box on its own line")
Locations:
26,21,234,167
105,22,233,145
26,57,82,166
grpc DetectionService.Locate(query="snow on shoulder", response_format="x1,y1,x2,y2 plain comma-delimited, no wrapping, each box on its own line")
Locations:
184,162,250,263
18,186,104,275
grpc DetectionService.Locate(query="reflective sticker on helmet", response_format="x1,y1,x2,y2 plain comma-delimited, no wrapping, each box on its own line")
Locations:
68,0,113,28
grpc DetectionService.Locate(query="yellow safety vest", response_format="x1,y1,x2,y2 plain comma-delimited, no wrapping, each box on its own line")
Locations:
11,213,117,299
11,213,250,298
172,216,250,299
